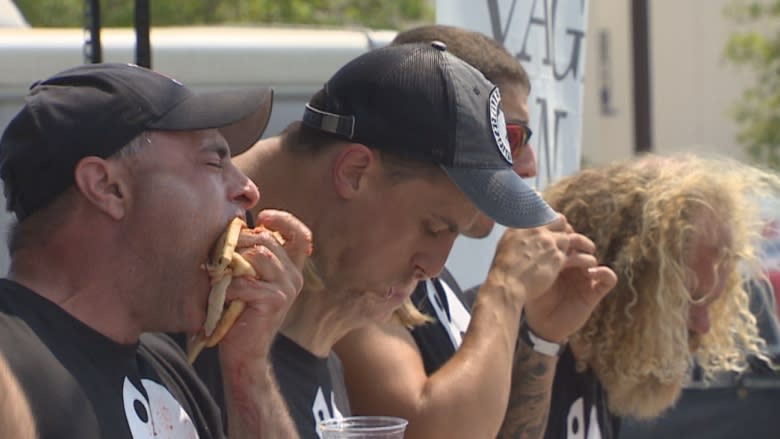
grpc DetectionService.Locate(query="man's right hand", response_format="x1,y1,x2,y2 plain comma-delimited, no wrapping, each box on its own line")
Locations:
218,209,310,439
218,209,311,365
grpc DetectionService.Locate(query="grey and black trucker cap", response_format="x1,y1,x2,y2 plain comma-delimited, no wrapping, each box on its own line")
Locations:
301,42,557,229
0,62,273,221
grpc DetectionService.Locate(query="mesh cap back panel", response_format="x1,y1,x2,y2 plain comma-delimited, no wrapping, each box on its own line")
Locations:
323,46,457,165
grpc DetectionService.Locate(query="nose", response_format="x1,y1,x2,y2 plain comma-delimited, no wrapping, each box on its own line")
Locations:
228,165,260,210
512,144,537,178
688,304,711,335
412,235,457,280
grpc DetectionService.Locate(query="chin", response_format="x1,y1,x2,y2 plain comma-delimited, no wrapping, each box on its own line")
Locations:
362,291,410,324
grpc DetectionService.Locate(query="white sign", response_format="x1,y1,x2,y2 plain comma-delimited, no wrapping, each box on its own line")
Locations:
438,0,590,288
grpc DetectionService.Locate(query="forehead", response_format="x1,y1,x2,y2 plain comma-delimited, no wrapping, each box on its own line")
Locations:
690,210,733,251
148,129,228,152
685,212,734,291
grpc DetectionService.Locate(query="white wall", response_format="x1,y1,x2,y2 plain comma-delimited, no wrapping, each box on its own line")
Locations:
581,0,758,164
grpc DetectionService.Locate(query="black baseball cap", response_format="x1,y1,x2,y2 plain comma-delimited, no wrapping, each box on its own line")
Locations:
302,42,557,229
0,62,273,221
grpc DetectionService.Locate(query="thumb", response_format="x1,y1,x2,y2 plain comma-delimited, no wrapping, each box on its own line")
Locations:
585,266,617,305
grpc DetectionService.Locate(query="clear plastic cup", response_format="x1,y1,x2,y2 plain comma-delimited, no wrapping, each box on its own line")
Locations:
318,416,408,439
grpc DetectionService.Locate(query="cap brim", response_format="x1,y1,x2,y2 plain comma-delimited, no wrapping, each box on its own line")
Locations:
443,165,558,229
149,88,274,156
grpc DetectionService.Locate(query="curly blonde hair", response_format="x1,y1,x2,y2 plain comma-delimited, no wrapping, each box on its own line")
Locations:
544,153,779,418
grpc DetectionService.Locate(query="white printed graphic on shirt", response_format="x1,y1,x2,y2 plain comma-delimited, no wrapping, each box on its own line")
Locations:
123,377,198,439
426,279,471,349
312,386,344,438
566,397,602,439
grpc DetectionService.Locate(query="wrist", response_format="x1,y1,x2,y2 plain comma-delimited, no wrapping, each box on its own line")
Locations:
220,351,274,390
479,276,527,313
519,318,566,357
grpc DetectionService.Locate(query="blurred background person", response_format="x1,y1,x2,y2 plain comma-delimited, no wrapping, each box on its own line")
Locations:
539,153,780,438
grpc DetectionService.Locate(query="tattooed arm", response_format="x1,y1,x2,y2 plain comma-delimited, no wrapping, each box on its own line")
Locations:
499,262,618,439
498,340,557,439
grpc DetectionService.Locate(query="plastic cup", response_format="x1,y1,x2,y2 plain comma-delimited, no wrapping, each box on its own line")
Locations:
318,416,408,438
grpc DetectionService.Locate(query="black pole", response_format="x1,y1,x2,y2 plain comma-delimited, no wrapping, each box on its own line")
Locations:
135,0,151,68
631,0,652,153
84,0,102,64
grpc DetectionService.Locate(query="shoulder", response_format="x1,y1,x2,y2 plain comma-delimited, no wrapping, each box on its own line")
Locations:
138,333,226,438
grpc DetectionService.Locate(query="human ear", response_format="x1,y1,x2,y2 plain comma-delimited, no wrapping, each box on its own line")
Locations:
73,157,128,220
332,143,374,199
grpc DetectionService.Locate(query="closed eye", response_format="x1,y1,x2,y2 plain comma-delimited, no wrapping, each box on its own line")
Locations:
424,221,444,238
205,147,228,169
425,219,457,238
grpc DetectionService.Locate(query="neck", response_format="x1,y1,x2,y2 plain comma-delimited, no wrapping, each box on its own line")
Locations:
8,225,141,344
280,286,367,357
235,137,328,222
238,137,361,357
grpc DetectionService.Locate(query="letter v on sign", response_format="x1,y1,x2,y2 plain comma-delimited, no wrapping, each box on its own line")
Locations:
486,0,519,44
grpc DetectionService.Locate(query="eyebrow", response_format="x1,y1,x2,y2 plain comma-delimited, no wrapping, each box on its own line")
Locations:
202,140,230,159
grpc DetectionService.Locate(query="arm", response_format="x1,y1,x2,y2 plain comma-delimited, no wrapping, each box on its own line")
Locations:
335,219,586,439
218,210,312,438
499,264,617,439
497,337,557,439
221,359,299,438
336,277,526,439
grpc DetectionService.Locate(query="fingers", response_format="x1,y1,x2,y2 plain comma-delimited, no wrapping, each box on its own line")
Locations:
587,266,618,297
561,233,598,269
227,278,294,315
235,244,303,297
567,232,596,255
575,266,617,311
217,279,296,360
562,252,598,270
256,209,313,268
